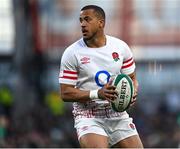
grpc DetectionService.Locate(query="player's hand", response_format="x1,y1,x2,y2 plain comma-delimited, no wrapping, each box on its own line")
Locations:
130,94,137,106
130,80,139,106
98,81,118,102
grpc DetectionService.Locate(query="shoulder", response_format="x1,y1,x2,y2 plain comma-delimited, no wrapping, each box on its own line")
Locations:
107,35,129,48
63,38,84,56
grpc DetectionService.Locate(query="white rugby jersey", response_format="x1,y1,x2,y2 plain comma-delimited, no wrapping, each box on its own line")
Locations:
59,35,135,120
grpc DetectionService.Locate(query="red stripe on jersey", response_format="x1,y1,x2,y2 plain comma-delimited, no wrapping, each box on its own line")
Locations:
60,76,78,80
122,61,134,69
123,57,133,64
64,70,78,74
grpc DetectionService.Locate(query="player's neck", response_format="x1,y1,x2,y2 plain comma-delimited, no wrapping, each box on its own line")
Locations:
84,33,106,48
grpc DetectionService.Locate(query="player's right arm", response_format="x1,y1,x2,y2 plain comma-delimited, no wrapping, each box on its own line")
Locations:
60,82,117,103
60,84,90,103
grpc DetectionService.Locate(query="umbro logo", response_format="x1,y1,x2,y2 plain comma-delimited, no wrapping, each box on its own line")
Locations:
80,57,90,64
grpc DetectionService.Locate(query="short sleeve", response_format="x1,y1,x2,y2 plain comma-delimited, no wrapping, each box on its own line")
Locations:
121,42,135,75
59,48,78,85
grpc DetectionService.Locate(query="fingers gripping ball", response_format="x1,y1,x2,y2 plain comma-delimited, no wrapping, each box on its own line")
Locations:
111,74,134,112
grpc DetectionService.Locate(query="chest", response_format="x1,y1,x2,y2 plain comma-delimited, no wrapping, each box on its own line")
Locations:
76,48,124,76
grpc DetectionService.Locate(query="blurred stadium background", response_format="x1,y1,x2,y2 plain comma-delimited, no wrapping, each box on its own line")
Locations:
0,0,180,147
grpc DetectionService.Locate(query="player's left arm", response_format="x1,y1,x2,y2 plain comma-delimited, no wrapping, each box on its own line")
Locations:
120,40,138,105
128,71,139,106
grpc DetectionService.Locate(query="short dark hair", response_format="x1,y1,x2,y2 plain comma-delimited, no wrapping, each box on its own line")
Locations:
81,5,105,20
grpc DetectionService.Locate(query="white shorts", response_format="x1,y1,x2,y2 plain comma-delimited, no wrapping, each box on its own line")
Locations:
74,117,138,146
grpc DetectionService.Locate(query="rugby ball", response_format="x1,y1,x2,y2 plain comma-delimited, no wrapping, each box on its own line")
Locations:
110,74,134,112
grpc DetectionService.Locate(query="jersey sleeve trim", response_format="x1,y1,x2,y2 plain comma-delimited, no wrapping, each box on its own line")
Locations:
64,70,78,75
123,57,133,64
59,78,77,85
59,70,78,84
59,76,78,80
121,64,135,75
122,61,134,69
121,57,135,75
122,57,134,69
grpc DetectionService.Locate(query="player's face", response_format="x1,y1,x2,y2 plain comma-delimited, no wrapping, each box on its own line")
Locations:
79,9,103,40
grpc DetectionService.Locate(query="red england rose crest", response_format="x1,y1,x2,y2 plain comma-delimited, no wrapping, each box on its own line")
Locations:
112,52,119,62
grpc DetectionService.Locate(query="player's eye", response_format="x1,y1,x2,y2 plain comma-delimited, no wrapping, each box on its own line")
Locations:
79,18,82,23
84,17,91,22
84,18,88,21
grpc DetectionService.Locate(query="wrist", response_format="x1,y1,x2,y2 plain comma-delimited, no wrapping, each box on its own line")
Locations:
89,89,99,99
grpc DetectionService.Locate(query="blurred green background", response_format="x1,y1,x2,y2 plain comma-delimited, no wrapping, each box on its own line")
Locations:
0,0,180,147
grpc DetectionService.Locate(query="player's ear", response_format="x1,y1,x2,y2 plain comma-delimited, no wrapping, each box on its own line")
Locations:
99,19,105,28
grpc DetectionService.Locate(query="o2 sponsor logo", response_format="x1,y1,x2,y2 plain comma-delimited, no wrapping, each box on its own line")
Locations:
95,70,111,87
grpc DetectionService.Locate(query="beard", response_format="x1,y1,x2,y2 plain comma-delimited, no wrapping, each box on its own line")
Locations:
83,30,98,41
